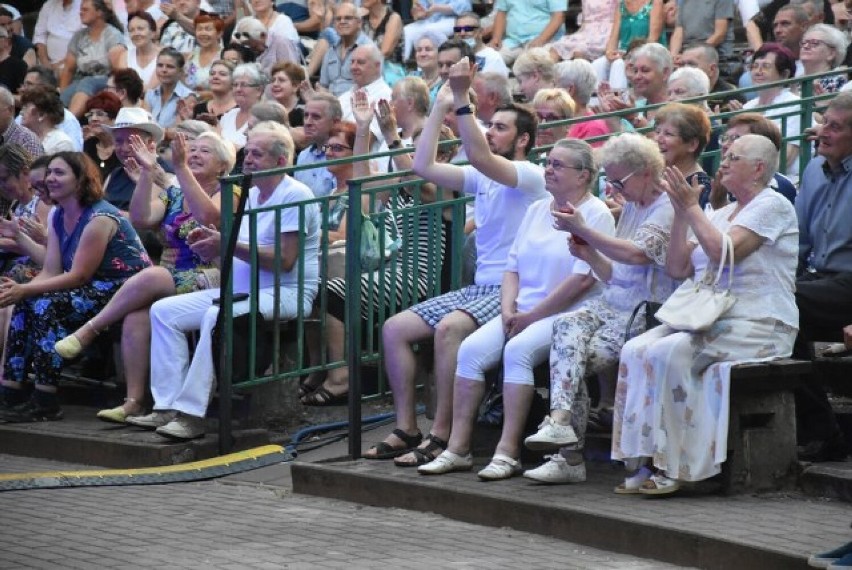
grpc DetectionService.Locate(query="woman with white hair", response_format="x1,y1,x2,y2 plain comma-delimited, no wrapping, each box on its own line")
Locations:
666,66,710,104
403,0,471,61
800,23,849,93
521,133,679,485
219,63,268,149
624,42,673,128
513,48,556,103
412,31,448,100
591,0,665,90
54,131,238,424
611,134,798,495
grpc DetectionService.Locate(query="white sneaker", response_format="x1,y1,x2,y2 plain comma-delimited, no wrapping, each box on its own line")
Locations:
523,454,586,484
477,454,522,481
523,416,578,451
417,450,473,475
155,414,206,440
126,410,177,430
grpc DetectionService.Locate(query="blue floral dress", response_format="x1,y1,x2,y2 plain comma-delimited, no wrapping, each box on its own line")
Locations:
3,200,151,387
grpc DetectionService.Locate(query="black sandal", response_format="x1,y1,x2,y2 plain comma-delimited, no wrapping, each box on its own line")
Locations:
301,386,347,406
394,433,448,467
364,428,423,460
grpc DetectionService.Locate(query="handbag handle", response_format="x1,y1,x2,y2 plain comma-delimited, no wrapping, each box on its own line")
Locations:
711,233,735,292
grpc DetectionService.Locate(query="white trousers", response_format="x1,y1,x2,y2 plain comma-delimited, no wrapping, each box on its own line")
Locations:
591,56,628,91
455,313,561,385
403,17,456,60
150,287,303,418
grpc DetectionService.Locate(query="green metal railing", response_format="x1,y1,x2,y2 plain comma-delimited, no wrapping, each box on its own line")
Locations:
214,69,838,453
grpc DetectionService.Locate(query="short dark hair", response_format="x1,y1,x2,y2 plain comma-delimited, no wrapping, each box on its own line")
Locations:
128,10,156,32
48,152,105,206
0,144,32,177
438,37,474,61
110,68,144,103
328,120,357,151
25,65,58,89
493,102,538,156
20,85,64,125
158,47,186,70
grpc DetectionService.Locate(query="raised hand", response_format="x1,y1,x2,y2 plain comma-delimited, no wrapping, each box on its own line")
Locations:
299,79,317,102
447,57,475,98
171,132,189,168
123,157,141,184
351,89,374,129
129,134,158,171
434,82,454,110
375,98,398,141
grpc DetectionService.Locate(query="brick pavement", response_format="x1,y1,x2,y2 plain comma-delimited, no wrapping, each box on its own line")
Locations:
0,454,689,569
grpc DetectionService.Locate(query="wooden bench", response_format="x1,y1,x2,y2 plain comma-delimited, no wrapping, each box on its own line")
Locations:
722,359,812,493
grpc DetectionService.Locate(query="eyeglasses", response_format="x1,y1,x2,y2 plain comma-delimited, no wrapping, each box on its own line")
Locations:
453,25,479,33
722,152,754,163
335,15,358,22
800,38,830,49
233,81,260,89
322,143,352,153
537,113,565,123
719,132,742,144
544,159,583,172
604,169,639,191
749,61,776,72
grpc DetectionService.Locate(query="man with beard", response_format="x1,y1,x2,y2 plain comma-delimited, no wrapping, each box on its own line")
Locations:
366,58,548,466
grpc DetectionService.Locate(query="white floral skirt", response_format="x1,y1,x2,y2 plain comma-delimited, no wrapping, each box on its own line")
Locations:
611,317,796,482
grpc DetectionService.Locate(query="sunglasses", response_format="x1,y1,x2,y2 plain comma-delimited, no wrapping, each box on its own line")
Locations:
604,169,639,192
453,25,478,33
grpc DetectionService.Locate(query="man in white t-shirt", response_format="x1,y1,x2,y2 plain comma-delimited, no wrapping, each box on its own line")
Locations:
127,121,320,440
366,58,548,466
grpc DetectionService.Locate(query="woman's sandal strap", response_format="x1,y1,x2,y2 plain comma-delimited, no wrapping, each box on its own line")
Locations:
365,429,423,459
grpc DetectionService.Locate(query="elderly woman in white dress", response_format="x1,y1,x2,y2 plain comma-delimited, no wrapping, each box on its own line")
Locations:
611,134,799,495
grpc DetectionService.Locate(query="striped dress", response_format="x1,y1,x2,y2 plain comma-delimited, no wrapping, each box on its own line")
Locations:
325,192,447,320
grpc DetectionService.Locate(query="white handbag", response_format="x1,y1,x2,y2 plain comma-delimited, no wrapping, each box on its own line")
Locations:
655,233,737,332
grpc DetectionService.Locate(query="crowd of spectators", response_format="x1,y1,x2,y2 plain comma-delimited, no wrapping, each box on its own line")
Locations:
0,0,850,515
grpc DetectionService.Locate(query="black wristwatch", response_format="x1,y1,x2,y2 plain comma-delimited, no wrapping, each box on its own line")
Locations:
455,104,475,116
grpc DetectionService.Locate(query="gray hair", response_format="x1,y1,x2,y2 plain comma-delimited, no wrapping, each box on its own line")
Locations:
233,62,268,88
827,91,852,118
174,119,214,139
455,11,481,24
555,59,597,106
599,132,665,179
804,23,850,67
0,85,14,109
553,138,597,190
355,43,384,67
395,76,431,116
309,92,343,121
474,72,512,105
251,100,290,125
196,131,237,174
234,16,266,39
736,134,779,186
668,66,710,98
513,47,556,83
418,30,448,49
248,120,294,166
682,43,719,65
632,42,673,75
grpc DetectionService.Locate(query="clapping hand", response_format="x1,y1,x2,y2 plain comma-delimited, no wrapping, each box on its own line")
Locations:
188,224,221,262
662,165,702,212
551,203,586,234
434,82,454,110
171,132,189,169
129,134,158,171
19,216,47,246
375,99,399,142
299,79,318,101
0,277,24,308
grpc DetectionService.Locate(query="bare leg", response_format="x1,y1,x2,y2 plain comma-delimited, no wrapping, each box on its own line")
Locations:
306,38,329,79
57,267,175,356
445,376,486,456
68,92,91,119
301,311,326,394
118,309,150,414
301,314,347,403
493,383,534,459
363,310,434,456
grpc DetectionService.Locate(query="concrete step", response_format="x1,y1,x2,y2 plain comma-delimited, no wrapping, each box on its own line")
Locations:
0,405,270,469
290,457,845,570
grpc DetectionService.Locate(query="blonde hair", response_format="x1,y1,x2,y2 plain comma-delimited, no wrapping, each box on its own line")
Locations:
532,88,576,118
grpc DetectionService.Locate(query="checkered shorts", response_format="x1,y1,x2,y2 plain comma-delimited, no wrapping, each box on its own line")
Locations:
409,285,502,328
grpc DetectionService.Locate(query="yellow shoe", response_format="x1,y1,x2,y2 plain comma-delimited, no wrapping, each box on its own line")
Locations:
54,335,83,360
97,405,131,424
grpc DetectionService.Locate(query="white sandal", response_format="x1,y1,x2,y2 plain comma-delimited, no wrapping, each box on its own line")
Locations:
614,466,653,494
477,453,522,481
639,473,680,496
417,450,473,475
